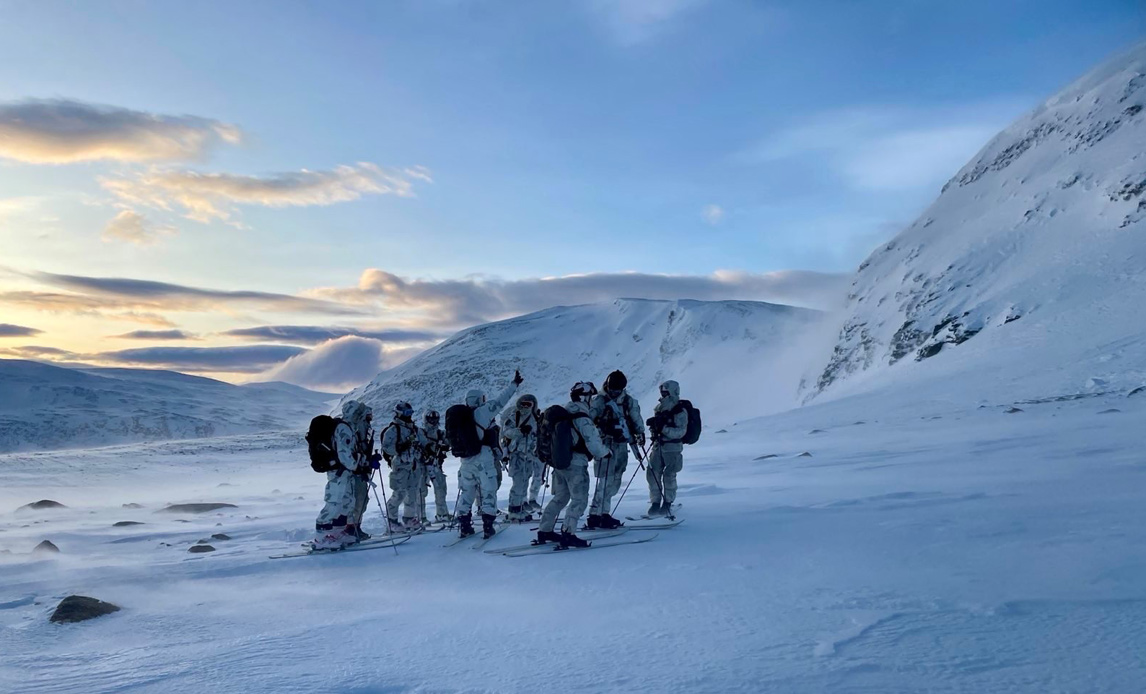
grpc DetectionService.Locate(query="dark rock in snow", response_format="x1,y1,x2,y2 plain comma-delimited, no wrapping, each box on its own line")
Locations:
33,540,60,554
113,521,145,527
188,545,215,554
1098,409,1121,414
797,452,813,458
716,429,728,434
1005,407,1024,414
158,503,237,514
1128,386,1146,397
50,596,121,623
754,454,779,461
122,503,144,509
809,429,826,435
211,533,232,541
17,500,67,512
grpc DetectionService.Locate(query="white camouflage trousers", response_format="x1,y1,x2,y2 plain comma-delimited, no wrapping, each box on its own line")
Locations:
590,442,629,516
507,451,537,510
316,469,358,529
528,456,545,503
387,459,422,522
647,446,683,506
538,463,590,533
457,448,498,517
424,463,449,518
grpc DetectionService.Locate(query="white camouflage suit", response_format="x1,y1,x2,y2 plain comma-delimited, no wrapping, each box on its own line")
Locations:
500,395,540,519
588,391,645,518
538,399,611,534
381,415,428,525
316,400,372,533
457,381,518,518
648,380,688,509
421,422,450,521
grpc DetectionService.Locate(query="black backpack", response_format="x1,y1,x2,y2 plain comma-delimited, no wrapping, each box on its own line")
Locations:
675,400,702,445
537,405,591,470
306,415,343,473
445,404,483,458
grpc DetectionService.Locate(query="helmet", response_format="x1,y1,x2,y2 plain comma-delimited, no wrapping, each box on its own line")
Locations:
517,394,537,409
604,370,627,397
570,381,597,402
465,389,486,408
424,409,440,424
395,401,414,419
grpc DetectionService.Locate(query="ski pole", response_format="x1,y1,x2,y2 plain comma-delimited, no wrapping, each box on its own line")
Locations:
611,442,649,515
369,470,399,556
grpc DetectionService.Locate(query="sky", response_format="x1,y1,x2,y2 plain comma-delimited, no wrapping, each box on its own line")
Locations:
0,0,1141,391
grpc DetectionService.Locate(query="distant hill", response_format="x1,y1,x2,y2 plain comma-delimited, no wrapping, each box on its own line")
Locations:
0,359,334,452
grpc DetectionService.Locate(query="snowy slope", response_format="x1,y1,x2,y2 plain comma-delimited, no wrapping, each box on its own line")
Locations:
345,298,825,426
0,359,334,453
815,42,1146,401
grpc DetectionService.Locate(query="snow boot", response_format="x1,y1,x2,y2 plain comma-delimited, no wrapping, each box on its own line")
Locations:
559,531,589,549
354,526,372,542
402,517,420,531
482,513,497,539
662,502,675,518
343,525,362,545
457,513,475,538
647,502,662,517
313,526,356,550
435,512,454,523
585,514,603,530
534,530,561,545
599,513,623,530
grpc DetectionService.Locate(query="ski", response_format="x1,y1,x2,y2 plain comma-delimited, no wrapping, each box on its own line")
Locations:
622,518,685,530
484,529,627,555
502,533,658,557
470,523,510,550
442,532,479,548
270,535,412,559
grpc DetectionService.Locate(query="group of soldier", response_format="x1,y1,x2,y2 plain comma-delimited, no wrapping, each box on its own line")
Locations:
312,369,688,551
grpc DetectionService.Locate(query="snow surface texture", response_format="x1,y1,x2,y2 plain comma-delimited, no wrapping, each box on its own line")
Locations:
0,360,334,453
3,386,1146,692
815,42,1146,400
346,298,826,426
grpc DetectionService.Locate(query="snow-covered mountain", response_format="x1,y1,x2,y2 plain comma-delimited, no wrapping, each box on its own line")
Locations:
0,359,334,452
814,42,1146,400
346,298,825,426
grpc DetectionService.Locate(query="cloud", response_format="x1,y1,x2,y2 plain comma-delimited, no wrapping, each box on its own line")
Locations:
2,269,366,317
0,98,241,164
97,344,306,373
310,267,849,329
103,163,431,224
0,323,42,337
222,325,441,346
742,102,1024,192
589,0,708,45
261,336,420,391
102,210,175,245
702,204,725,225
112,329,197,340
0,345,80,360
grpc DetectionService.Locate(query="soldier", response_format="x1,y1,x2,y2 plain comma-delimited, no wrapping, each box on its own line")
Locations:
420,410,452,523
501,393,541,522
587,370,645,529
380,401,428,531
646,380,688,517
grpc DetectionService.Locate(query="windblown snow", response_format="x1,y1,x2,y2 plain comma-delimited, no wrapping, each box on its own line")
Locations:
3,42,1146,694
0,360,334,453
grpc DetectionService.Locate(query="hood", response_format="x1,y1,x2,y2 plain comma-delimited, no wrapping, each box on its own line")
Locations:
341,399,372,435
659,380,680,403
566,400,591,415
465,389,485,408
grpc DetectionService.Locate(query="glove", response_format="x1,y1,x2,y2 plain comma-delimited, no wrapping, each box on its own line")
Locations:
512,370,523,386
396,440,411,454
520,424,532,437
635,431,646,447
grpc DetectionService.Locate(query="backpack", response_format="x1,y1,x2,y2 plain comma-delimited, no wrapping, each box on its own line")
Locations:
674,400,702,445
445,404,483,458
306,415,343,473
537,405,591,470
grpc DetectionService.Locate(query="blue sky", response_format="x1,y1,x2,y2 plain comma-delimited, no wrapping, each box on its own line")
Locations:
0,0,1141,388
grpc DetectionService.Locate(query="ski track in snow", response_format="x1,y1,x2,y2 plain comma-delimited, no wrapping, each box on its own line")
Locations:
2,387,1146,693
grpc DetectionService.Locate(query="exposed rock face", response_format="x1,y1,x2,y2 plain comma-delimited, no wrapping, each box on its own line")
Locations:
33,540,60,553
17,500,67,512
813,44,1146,397
188,545,216,554
50,596,121,623
159,503,237,514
